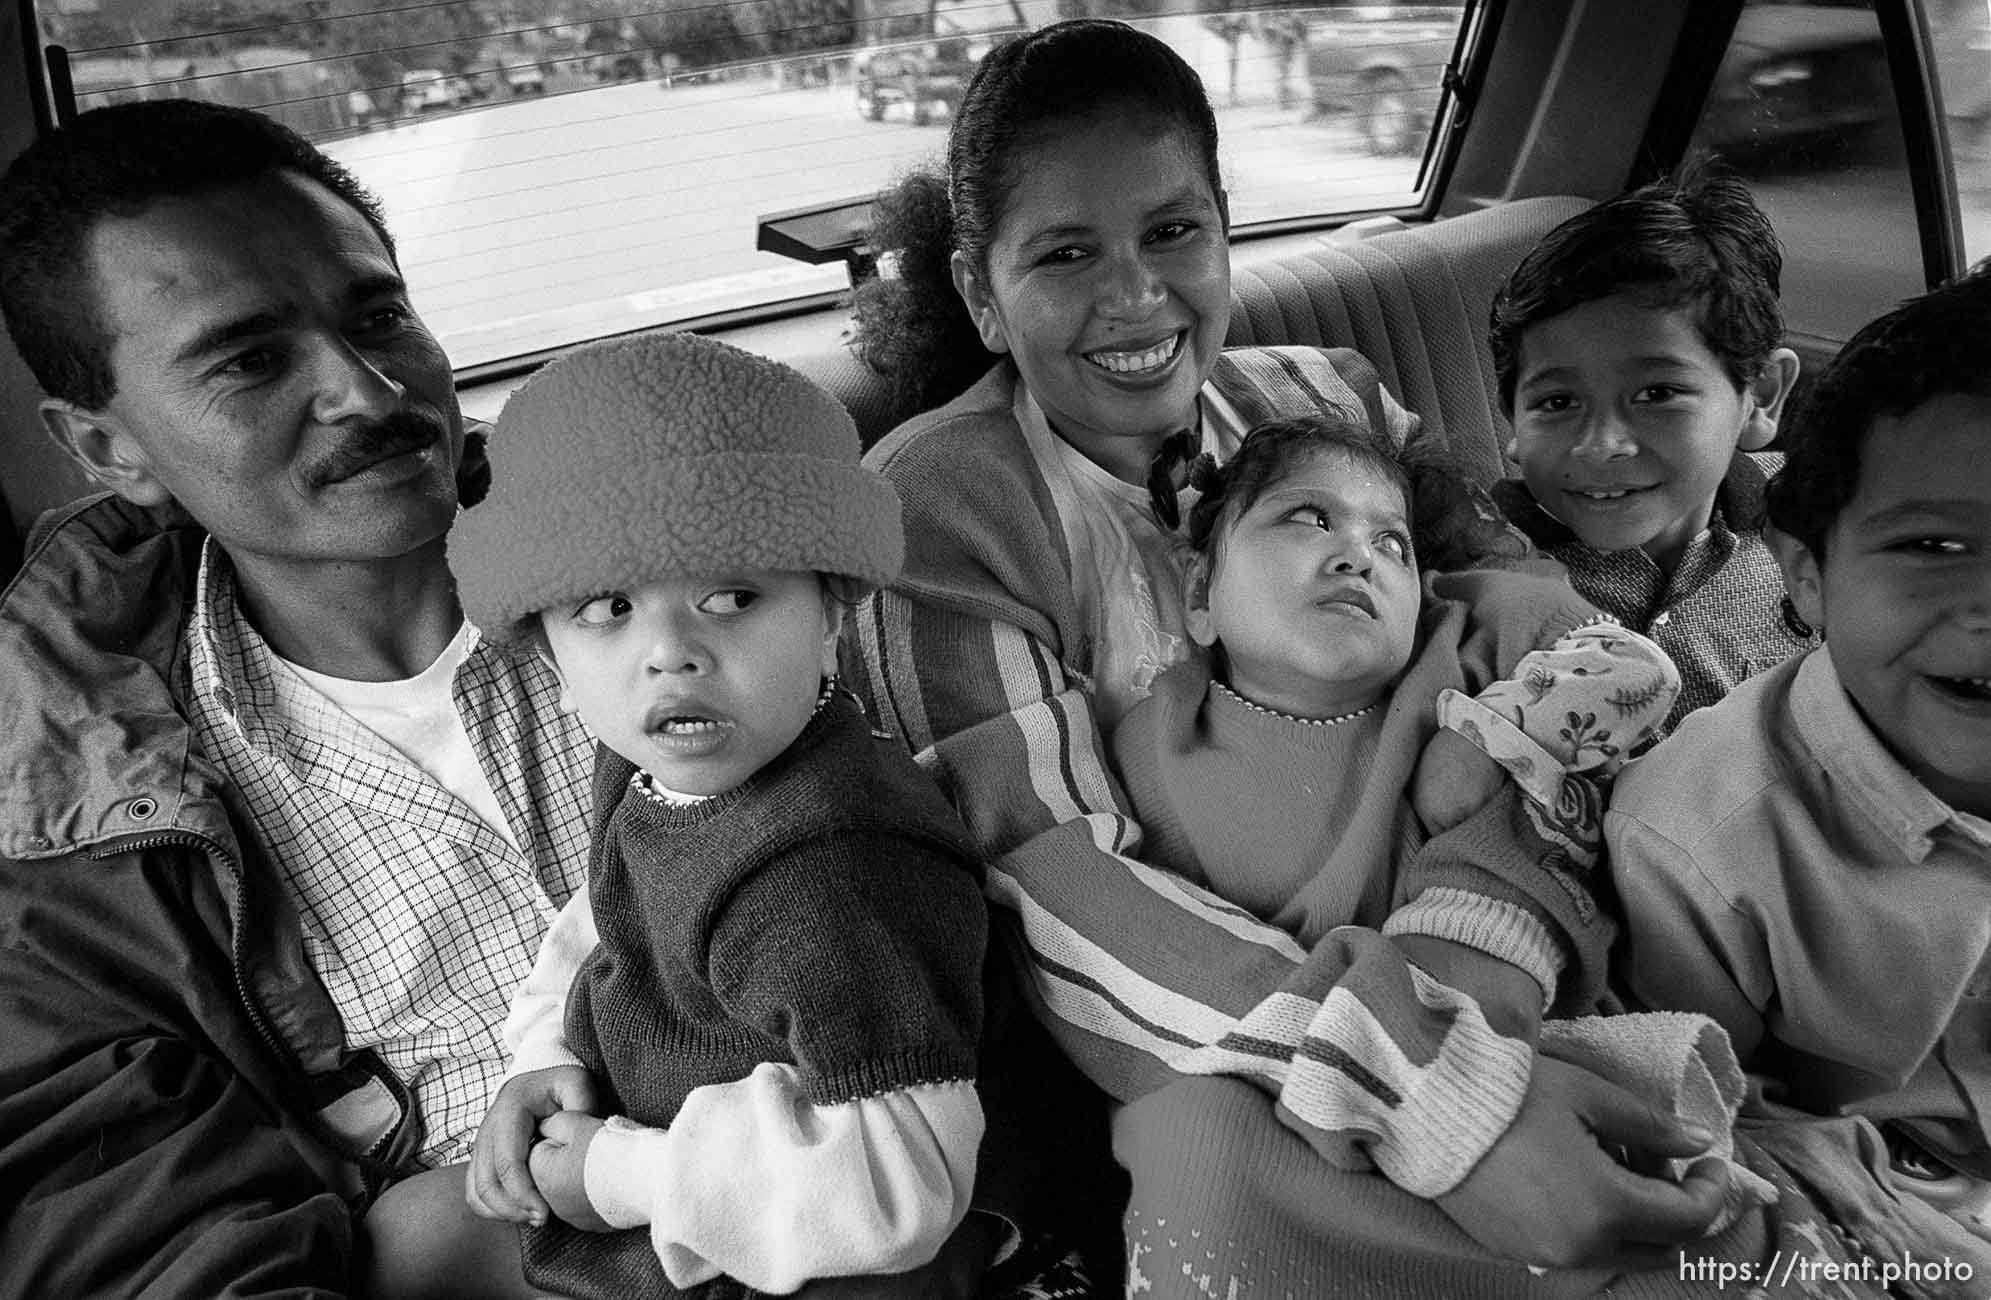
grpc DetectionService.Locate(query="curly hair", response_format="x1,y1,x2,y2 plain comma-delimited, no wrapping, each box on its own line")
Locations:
849,20,1222,417
1186,414,1525,575
1766,262,1991,558
0,99,393,410
1489,159,1784,410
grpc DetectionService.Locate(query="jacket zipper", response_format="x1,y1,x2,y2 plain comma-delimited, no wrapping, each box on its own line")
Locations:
89,829,410,1179
88,830,291,1066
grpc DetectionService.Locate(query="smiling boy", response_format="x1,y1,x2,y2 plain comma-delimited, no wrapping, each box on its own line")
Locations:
1489,166,1817,731
1609,266,1991,1264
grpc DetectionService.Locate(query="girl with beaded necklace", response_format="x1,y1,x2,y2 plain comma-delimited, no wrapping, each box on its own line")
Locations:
1113,413,1678,1031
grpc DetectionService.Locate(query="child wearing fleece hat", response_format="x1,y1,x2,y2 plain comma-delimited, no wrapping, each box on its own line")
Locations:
440,332,989,1299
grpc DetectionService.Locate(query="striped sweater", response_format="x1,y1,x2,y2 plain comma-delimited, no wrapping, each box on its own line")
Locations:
853,350,1616,1198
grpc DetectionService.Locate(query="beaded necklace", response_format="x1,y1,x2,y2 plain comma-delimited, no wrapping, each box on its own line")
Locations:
1212,679,1382,728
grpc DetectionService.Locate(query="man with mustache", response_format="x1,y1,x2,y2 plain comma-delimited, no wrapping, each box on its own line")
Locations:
0,101,999,1298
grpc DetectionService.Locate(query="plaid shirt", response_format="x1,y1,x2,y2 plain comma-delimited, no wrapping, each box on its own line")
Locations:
183,541,593,1167
1493,452,1818,733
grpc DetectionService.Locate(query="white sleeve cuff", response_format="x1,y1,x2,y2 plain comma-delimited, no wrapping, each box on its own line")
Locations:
581,1063,983,1293
584,1117,672,1230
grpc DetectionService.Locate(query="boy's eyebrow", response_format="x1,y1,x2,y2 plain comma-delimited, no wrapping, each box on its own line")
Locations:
1849,499,1987,531
1518,355,1702,382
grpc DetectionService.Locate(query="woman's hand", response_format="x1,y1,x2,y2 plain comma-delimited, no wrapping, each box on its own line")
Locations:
1436,1054,1729,1269
467,1064,599,1224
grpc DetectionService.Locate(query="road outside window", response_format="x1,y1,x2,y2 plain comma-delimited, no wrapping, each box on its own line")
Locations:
32,0,1473,371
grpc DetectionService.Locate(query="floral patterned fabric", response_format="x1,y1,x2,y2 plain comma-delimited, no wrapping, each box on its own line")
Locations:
1435,621,1680,815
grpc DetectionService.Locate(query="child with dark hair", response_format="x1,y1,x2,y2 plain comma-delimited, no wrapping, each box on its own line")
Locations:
1610,265,1991,1283
375,332,990,1300
1114,413,1678,1035
1489,163,1816,731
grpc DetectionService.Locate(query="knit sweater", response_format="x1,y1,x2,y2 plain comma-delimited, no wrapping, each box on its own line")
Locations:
524,697,986,1299
1115,569,1596,949
855,352,1618,1198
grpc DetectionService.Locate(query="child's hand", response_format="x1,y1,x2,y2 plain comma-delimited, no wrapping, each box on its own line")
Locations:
1436,1055,1729,1269
529,1110,611,1232
467,1064,599,1225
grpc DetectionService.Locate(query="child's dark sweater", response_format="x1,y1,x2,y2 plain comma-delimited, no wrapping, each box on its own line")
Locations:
525,695,986,1299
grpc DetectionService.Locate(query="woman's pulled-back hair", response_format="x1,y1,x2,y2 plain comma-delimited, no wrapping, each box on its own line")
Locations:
1187,414,1526,574
850,20,1223,417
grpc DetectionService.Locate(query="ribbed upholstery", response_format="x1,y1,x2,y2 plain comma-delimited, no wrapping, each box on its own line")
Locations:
1224,195,1594,486
798,194,1593,478
782,333,913,451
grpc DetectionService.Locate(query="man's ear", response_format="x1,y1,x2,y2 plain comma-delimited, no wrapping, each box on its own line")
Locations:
1184,551,1219,649
1739,347,1801,452
41,399,173,506
949,250,1010,355
1766,523,1825,635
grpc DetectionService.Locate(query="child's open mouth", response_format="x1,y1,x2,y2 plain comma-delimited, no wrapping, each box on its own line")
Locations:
1084,332,1182,376
643,704,735,745
655,716,727,734
1930,675,1991,703
1568,484,1654,503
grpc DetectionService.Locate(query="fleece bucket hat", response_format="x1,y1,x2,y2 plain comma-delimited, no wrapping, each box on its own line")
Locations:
451,331,903,642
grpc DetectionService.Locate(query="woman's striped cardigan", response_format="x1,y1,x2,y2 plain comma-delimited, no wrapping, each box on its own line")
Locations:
853,347,1615,1198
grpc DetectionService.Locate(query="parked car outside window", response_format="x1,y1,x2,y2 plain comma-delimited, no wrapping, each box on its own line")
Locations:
854,36,983,125
401,68,472,113
1304,2,1463,157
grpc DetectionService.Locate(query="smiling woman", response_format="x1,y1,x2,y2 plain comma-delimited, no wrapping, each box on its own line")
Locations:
949,105,1233,483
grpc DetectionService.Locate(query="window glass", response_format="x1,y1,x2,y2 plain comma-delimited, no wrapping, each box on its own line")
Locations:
33,1,1473,370
1928,0,1991,264
1685,0,1923,344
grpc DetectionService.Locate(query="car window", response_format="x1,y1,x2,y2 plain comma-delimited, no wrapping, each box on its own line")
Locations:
29,0,1477,372
1685,0,1977,345
1929,0,1991,264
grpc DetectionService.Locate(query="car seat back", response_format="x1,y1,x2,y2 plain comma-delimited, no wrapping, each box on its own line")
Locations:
1222,194,1593,485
